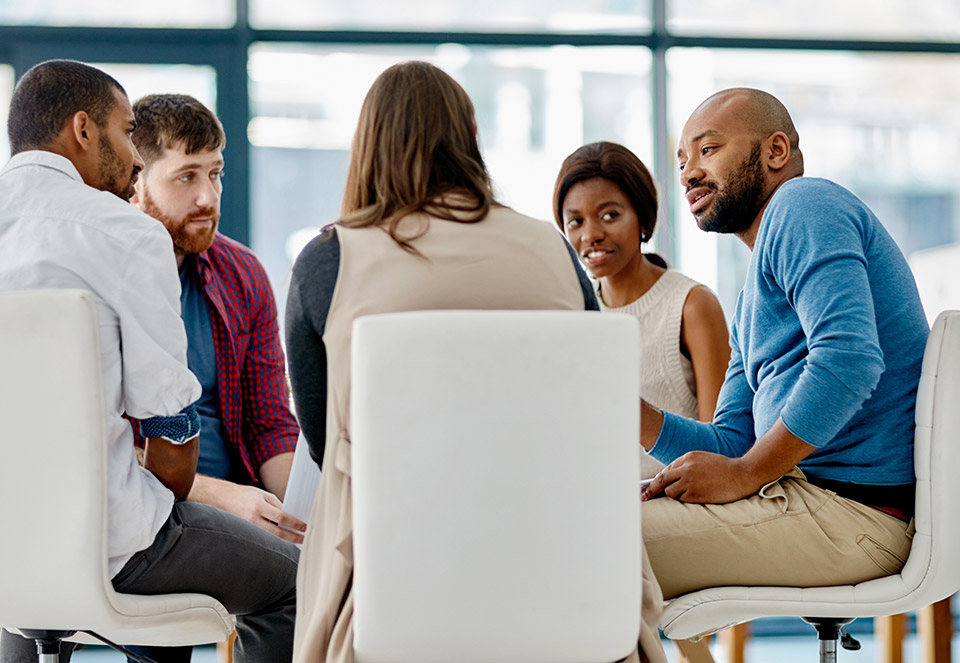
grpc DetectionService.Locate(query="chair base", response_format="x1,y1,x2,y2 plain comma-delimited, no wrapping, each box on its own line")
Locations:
16,628,159,663
18,630,76,663
801,618,860,663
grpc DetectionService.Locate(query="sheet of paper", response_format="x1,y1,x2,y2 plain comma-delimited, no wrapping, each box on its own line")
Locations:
280,434,322,531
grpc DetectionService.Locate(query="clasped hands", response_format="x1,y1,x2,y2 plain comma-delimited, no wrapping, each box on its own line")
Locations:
641,451,758,505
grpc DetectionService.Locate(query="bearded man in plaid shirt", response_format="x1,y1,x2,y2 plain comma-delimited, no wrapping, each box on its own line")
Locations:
128,93,304,547
124,92,304,663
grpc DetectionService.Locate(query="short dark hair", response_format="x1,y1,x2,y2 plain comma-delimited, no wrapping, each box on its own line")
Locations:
553,141,666,268
132,93,225,167
7,59,125,155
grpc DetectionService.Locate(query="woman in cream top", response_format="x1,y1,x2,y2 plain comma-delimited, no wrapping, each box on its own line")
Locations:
554,141,731,479
286,64,667,663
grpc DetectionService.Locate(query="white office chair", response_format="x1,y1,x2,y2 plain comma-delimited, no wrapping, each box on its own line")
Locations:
349,310,642,663
0,290,235,662
659,310,960,662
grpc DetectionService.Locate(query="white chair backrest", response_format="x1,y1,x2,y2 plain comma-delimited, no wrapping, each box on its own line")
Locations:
0,290,113,628
350,311,641,663
901,309,960,598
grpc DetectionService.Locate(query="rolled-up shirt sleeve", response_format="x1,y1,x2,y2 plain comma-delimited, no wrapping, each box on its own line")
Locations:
119,225,201,420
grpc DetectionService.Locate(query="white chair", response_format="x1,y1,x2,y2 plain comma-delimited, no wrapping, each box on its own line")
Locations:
349,310,642,663
659,310,960,662
0,290,235,662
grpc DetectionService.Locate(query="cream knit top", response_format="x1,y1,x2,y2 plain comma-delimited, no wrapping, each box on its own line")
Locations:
599,269,700,479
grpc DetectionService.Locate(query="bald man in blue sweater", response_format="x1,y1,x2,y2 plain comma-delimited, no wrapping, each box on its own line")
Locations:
641,88,928,600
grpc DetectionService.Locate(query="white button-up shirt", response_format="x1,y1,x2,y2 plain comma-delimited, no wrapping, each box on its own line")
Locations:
0,151,201,577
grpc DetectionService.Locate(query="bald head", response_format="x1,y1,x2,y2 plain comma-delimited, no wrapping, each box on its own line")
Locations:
677,88,805,245
693,88,803,170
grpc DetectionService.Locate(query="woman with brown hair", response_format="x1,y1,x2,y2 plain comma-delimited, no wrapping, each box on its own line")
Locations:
285,62,666,663
554,142,731,480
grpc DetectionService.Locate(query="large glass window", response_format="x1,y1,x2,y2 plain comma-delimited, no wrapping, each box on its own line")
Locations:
0,65,13,164
0,0,234,28
250,0,651,33
667,48,960,320
669,0,960,41
93,64,217,110
1,63,215,172
249,43,652,322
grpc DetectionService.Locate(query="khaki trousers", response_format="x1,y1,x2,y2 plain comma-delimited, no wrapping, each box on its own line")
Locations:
643,470,914,600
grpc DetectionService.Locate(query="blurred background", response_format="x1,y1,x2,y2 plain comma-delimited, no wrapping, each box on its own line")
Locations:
3,1,960,660
2,0,959,332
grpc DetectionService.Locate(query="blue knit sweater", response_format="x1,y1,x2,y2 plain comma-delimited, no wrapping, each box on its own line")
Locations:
651,178,928,486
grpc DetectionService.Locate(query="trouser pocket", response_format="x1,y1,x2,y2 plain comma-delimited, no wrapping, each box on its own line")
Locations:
856,532,908,575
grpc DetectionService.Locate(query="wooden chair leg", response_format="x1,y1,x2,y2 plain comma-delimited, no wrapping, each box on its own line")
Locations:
875,613,907,663
718,623,749,663
919,597,953,663
217,630,237,663
676,636,716,663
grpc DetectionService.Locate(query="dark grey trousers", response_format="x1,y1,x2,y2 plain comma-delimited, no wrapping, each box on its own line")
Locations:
0,501,299,663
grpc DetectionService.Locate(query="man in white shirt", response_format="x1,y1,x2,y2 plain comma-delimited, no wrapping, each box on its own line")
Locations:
0,60,297,663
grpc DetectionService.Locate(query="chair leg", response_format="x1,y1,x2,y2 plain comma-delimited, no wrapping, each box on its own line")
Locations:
217,630,237,663
875,614,907,663
719,623,749,663
802,617,855,663
675,637,716,663
919,597,953,663
17,630,75,663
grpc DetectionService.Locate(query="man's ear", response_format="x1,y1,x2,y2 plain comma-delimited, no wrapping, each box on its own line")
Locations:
765,131,791,172
70,111,94,150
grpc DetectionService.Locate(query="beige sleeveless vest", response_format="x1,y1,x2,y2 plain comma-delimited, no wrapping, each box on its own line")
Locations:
294,205,587,662
600,269,700,480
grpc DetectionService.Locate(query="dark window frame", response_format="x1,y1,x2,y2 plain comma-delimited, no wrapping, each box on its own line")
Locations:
2,0,959,256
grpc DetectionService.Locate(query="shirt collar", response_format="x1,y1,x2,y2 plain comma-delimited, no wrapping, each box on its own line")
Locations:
0,150,86,184
195,245,213,271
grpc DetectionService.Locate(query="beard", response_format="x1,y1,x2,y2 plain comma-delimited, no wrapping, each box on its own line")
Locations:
695,141,766,235
97,135,139,201
140,187,219,256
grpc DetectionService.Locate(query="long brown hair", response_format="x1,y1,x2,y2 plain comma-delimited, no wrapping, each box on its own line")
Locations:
339,61,494,253
553,141,666,268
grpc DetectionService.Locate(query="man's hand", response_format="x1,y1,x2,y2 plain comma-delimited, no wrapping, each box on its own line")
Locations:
641,418,817,505
189,475,307,544
641,451,753,504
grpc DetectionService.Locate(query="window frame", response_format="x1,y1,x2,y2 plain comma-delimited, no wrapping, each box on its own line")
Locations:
1,0,959,255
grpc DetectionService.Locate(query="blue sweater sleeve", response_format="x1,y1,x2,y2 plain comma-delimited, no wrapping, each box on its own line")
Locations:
764,187,885,447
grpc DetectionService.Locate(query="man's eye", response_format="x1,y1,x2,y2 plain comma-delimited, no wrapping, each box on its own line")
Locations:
179,174,194,182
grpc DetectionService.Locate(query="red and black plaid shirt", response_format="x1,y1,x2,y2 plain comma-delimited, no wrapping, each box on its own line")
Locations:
134,233,299,483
